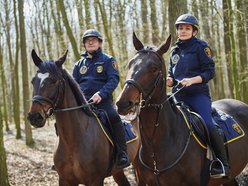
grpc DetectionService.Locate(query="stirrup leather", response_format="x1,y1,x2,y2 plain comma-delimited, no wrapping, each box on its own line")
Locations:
209,158,227,178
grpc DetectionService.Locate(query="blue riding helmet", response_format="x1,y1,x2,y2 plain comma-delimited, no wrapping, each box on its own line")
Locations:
175,14,199,30
82,29,103,43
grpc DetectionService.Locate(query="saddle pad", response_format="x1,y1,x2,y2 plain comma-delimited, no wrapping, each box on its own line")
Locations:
212,109,245,144
92,112,138,146
177,106,245,149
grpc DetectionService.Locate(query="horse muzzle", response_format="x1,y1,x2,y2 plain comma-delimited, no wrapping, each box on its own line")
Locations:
116,100,135,115
27,112,47,128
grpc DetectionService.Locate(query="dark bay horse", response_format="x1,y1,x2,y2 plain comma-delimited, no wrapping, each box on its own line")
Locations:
116,32,248,186
27,50,141,186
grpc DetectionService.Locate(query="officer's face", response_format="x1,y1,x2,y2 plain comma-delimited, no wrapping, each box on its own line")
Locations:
177,24,197,40
84,36,102,53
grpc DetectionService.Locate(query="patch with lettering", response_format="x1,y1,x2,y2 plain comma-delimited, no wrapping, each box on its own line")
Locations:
80,66,88,75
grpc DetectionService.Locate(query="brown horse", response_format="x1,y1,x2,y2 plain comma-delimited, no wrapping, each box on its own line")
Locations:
116,32,248,186
27,50,141,186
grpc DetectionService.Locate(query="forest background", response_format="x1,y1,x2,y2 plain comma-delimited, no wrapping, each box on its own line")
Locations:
0,0,248,185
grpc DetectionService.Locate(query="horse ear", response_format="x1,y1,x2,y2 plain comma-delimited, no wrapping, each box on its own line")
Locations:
56,50,68,67
31,49,43,67
133,32,144,51
156,34,172,56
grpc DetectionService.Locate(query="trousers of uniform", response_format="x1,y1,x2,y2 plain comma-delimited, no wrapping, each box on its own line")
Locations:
175,92,214,131
95,99,121,124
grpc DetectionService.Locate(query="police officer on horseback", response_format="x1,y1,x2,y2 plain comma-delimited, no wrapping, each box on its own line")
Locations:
166,14,230,178
72,29,129,168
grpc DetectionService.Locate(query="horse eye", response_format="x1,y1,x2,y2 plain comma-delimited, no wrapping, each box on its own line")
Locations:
151,67,157,73
148,64,159,73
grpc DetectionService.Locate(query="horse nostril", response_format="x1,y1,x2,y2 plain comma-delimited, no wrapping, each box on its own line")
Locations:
128,101,134,107
27,112,45,126
116,100,134,113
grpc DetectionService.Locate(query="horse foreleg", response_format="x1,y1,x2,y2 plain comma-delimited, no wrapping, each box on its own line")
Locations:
59,178,78,186
113,169,130,186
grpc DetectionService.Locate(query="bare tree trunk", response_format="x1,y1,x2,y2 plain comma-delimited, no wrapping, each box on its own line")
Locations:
75,0,84,50
209,1,225,99
57,0,80,60
18,0,34,146
0,108,10,186
44,1,53,59
115,0,128,88
149,0,159,45
0,44,9,132
141,0,149,43
161,0,168,36
96,0,115,57
3,1,13,126
223,0,234,98
84,0,92,28
0,1,10,132
227,0,239,100
50,0,67,56
93,0,101,31
13,0,21,139
168,0,187,43
237,0,248,102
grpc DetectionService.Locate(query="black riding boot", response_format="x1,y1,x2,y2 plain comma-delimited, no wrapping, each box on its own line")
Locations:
112,121,130,168
210,126,230,178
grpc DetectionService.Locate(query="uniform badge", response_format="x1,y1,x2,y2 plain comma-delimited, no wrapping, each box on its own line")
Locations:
172,54,180,64
80,65,88,75
97,66,103,73
204,47,212,58
112,62,118,71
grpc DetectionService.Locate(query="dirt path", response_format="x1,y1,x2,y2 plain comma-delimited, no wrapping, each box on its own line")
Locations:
4,124,248,185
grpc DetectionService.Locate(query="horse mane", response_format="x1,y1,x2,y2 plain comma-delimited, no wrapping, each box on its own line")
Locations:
62,69,88,106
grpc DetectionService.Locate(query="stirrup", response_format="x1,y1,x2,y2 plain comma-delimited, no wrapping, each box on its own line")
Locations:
209,158,228,178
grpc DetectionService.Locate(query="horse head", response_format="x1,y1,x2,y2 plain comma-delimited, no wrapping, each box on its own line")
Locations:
27,49,68,127
116,32,171,115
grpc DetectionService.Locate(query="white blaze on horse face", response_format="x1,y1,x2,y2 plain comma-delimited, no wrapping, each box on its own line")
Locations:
37,72,50,87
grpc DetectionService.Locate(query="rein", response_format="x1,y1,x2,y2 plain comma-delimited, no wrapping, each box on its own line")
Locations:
53,102,94,113
126,48,189,185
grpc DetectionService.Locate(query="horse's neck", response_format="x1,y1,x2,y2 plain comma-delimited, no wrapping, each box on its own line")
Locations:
55,86,89,142
140,101,188,152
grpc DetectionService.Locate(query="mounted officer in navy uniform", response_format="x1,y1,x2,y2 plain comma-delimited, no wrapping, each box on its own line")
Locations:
166,14,230,178
72,29,129,168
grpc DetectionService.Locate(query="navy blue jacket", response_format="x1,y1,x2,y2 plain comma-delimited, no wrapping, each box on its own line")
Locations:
72,48,119,101
168,36,215,94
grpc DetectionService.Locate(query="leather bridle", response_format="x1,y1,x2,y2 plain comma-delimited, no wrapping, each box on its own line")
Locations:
124,48,191,186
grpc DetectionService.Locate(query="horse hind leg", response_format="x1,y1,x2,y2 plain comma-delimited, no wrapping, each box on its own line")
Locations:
113,170,130,186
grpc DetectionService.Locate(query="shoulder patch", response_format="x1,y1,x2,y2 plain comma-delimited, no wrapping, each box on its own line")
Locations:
112,61,118,71
204,47,212,58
